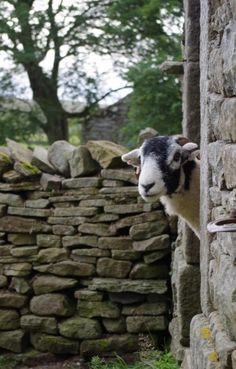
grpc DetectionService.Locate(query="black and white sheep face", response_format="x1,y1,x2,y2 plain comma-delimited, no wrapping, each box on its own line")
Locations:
122,136,198,202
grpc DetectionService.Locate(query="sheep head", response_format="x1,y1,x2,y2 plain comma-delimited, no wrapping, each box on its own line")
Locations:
122,135,199,203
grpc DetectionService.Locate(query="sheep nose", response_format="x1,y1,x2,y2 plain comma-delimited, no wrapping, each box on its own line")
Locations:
141,182,155,193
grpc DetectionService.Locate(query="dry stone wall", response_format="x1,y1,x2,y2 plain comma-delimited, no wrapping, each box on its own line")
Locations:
0,139,175,356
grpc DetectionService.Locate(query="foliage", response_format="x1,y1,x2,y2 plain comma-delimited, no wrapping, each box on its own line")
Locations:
120,60,182,148
0,0,183,144
0,355,17,369
90,351,179,369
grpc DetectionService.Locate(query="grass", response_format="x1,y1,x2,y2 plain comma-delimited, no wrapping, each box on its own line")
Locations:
89,351,179,369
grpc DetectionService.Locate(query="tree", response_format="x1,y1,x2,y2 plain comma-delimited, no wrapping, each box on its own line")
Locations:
0,0,182,144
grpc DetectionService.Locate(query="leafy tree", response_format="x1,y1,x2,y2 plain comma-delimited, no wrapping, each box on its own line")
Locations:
0,0,182,144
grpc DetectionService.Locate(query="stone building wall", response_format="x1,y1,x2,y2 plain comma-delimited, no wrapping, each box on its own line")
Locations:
177,1,236,369
0,139,176,356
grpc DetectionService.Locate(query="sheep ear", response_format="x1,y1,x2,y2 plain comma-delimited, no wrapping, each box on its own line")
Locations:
121,149,140,167
182,142,199,161
174,135,190,146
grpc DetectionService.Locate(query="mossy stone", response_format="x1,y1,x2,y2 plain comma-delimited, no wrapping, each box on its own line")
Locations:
59,316,102,339
31,332,79,354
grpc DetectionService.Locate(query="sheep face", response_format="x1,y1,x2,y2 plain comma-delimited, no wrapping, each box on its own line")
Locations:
122,136,198,203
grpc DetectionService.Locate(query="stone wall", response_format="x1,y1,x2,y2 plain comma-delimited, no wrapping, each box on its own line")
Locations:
178,1,236,369
0,139,175,356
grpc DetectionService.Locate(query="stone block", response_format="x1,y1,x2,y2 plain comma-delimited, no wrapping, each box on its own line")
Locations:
72,248,109,257
78,223,116,237
0,292,27,308
89,278,168,295
37,248,68,264
31,332,79,354
0,309,20,330
0,329,27,353
0,216,52,234
221,21,236,97
80,334,139,357
63,235,98,248
62,177,102,189
181,222,200,264
36,234,61,248
25,199,50,208
133,234,170,252
0,193,23,206
130,263,169,279
49,217,86,226
74,289,103,301
101,169,137,184
98,237,132,250
48,140,75,177
59,316,102,339
130,220,169,240
184,0,200,61
3,262,32,277
9,277,31,294
104,203,151,214
32,146,56,174
8,233,36,245
10,246,38,257
169,317,185,361
97,258,132,278
143,249,170,264
34,260,95,277
40,173,62,191
8,207,51,217
126,316,168,333
52,225,76,235
122,302,168,316
222,144,236,189
103,317,126,333
86,140,127,169
69,145,100,177
30,294,75,317
111,250,141,261
111,211,163,231
33,275,78,295
172,248,201,341
77,300,120,319
20,315,57,334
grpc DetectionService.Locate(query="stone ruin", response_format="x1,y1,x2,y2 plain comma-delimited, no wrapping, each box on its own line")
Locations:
0,138,176,357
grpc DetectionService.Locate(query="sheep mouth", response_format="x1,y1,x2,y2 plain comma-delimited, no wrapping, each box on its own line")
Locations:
141,193,163,203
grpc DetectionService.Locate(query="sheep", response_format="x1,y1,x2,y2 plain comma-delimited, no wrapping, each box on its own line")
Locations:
122,135,200,238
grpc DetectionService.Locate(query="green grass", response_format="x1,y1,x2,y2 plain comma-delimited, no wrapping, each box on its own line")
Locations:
89,351,179,369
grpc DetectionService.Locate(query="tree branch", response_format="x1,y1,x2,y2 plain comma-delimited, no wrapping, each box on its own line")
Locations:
65,85,132,119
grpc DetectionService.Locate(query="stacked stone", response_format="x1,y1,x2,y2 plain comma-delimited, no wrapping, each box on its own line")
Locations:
0,139,175,356
181,1,236,369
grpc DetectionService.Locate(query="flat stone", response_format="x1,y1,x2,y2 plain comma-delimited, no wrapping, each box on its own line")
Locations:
111,250,141,261
104,203,151,214
0,216,51,234
9,277,31,294
48,140,75,177
102,179,124,187
2,170,24,183
21,314,57,334
223,144,236,189
98,237,133,250
25,199,50,208
7,139,32,162
0,309,20,330
72,248,110,257
133,234,170,251
14,161,41,177
0,182,40,192
8,207,51,217
32,147,56,174
0,204,6,217
3,262,32,276
62,177,102,189
100,187,139,195
37,248,68,263
53,207,98,217
0,329,26,353
69,145,100,177
31,332,79,354
36,234,61,248
52,225,76,235
0,193,23,206
111,211,164,231
8,233,36,245
101,169,137,184
30,294,74,317
33,274,78,295
74,289,103,301
86,140,127,169
77,300,120,318
49,217,86,225
10,246,38,257
0,275,7,288
130,220,169,240
122,302,168,316
126,316,168,333
62,235,98,248
0,244,12,256
59,315,102,339
102,317,126,333
80,334,139,356
143,249,170,264
97,258,132,278
89,278,168,294
79,223,116,237
129,263,169,279
34,261,95,277
40,173,62,191
0,291,28,308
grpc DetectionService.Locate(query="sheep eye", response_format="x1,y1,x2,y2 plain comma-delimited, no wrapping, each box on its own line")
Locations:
173,152,181,161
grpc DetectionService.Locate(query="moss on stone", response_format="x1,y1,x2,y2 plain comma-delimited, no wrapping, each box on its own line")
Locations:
0,152,12,164
19,161,41,175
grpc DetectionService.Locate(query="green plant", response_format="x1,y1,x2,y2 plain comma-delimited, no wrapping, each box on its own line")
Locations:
0,355,18,369
89,351,179,369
